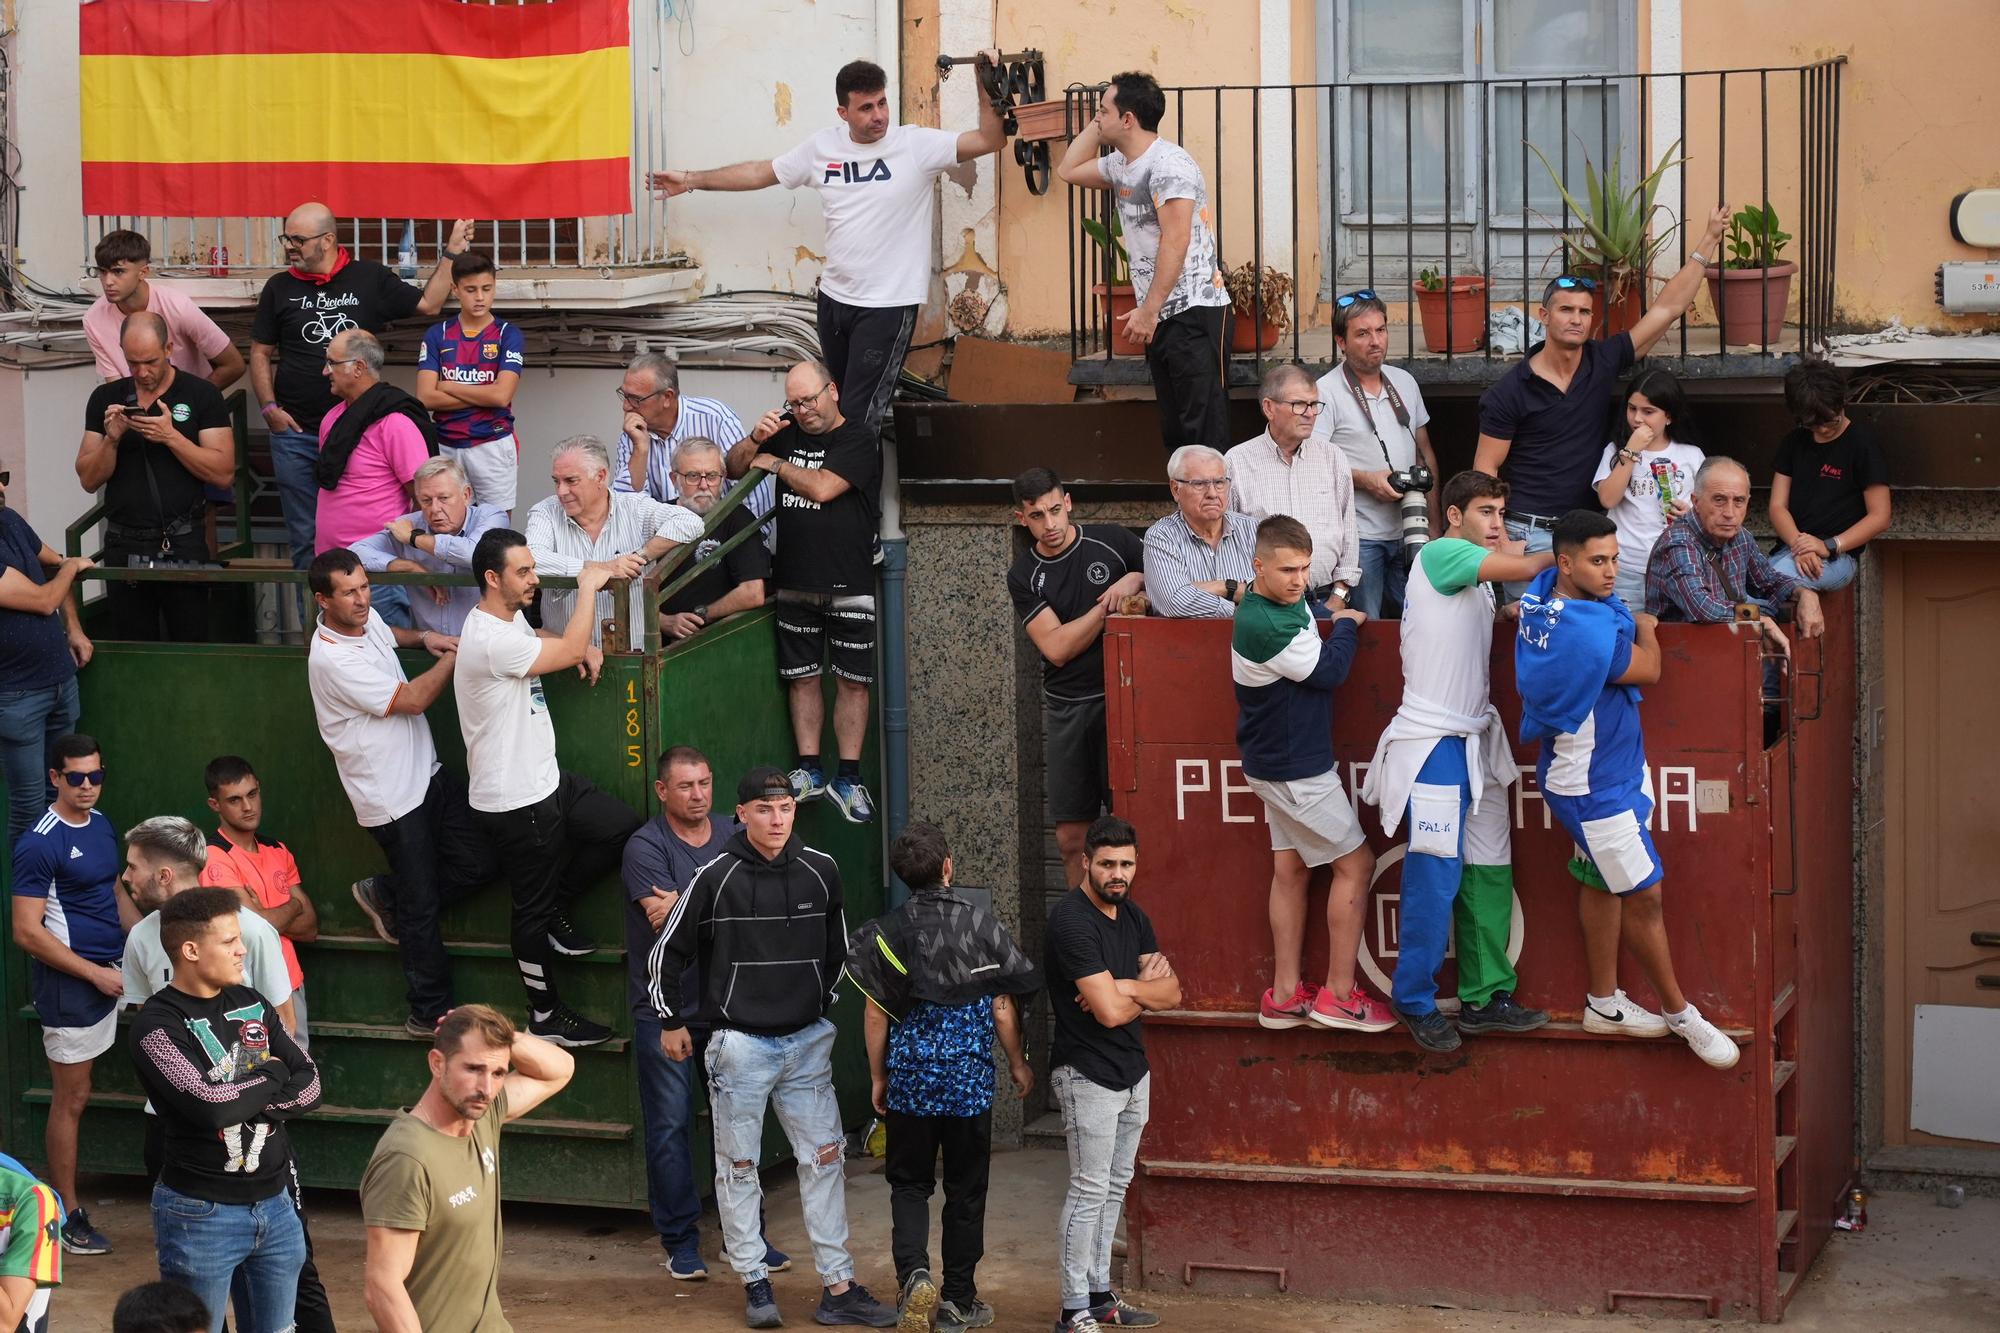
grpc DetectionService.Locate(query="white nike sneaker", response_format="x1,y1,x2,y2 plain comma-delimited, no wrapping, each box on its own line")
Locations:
1581,989,1670,1037
1668,1004,1742,1069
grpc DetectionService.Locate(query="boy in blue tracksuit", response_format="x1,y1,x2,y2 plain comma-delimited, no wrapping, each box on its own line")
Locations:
1513,510,1738,1069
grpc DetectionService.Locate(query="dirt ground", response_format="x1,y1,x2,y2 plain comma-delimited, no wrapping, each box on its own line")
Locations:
52,1146,2000,1331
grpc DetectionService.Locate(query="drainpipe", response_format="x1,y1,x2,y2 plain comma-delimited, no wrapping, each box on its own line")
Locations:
879,434,912,907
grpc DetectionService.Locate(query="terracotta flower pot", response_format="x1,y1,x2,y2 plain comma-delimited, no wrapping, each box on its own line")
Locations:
1229,310,1284,352
1589,281,1646,340
1706,262,1797,347
1091,282,1142,357
1413,276,1487,353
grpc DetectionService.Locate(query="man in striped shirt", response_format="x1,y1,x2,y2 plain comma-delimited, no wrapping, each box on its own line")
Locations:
1141,445,1258,619
1228,364,1362,608
616,352,773,521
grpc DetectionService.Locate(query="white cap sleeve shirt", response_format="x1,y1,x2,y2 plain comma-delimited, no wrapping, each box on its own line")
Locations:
307,611,439,828
454,606,561,814
772,123,963,308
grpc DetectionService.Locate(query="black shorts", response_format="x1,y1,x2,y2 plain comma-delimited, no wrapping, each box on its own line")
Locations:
775,589,877,684
1044,694,1111,823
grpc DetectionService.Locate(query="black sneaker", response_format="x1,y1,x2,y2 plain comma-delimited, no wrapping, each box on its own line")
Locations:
746,1277,784,1329
351,877,398,943
59,1207,110,1255
1086,1295,1157,1328
817,1281,897,1328
1457,991,1551,1035
546,912,596,957
937,1297,994,1332
527,1004,613,1048
896,1268,938,1333
1398,1007,1463,1052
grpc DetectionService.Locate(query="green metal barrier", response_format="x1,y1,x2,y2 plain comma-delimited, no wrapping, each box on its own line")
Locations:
5,471,884,1207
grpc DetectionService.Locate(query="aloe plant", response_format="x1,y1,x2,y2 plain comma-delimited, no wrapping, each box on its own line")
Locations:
1080,210,1130,287
1528,139,1685,307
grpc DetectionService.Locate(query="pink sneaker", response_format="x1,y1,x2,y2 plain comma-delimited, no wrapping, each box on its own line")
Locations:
1258,982,1320,1030
1310,984,1397,1033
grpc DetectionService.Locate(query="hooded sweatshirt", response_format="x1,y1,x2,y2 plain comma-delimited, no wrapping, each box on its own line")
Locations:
646,830,847,1036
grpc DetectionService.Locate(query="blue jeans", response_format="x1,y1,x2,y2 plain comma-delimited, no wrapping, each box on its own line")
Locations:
636,1014,704,1250
152,1180,306,1333
1051,1066,1149,1311
1768,547,1858,592
1356,538,1412,619
0,677,79,841
267,428,321,570
706,1019,851,1285
369,584,414,629
1501,518,1556,600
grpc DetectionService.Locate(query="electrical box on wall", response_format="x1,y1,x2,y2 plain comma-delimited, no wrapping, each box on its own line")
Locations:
1950,190,2000,247
1935,262,2000,314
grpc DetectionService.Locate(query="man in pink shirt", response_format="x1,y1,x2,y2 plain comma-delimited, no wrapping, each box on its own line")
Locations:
317,330,436,627
82,231,244,390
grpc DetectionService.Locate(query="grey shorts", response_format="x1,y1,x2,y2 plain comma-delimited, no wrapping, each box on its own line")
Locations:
1044,694,1111,823
1247,769,1366,867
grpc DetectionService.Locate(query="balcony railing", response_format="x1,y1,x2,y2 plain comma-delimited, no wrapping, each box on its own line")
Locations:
1067,58,1847,376
78,0,683,280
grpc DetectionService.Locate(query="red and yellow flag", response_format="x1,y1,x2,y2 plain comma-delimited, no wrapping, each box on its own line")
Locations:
80,0,632,219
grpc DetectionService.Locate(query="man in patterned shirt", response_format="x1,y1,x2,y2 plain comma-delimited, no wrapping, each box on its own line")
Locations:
0,1152,61,1332
1059,70,1233,454
851,822,1038,1333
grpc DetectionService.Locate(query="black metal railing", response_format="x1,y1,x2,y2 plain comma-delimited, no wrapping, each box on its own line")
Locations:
1067,59,1847,371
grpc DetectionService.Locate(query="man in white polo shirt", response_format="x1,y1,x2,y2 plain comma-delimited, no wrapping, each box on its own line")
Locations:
457,529,639,1049
304,548,497,1038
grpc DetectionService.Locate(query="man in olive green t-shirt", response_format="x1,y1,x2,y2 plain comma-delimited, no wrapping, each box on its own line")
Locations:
360,1004,575,1333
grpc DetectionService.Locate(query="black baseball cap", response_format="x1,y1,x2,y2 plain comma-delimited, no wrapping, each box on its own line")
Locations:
737,765,795,805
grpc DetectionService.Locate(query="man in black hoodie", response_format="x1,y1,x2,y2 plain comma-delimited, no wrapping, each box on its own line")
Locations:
647,765,895,1330
129,888,321,1333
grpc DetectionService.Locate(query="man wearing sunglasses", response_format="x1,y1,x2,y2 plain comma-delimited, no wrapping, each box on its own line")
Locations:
251,203,472,571
616,352,773,524
0,468,93,840
1474,206,1730,590
9,733,136,1257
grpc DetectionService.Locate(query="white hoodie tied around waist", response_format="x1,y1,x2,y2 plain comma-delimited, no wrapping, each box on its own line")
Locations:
1360,692,1517,838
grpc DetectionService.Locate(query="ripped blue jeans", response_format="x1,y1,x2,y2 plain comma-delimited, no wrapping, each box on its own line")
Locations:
705,1018,853,1285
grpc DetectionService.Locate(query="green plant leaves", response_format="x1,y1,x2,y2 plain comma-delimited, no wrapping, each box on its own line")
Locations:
1723,203,1790,269
1526,139,1686,304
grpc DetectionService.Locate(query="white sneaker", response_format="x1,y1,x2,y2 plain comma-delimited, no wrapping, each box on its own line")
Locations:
1668,1004,1741,1069
1581,990,1669,1037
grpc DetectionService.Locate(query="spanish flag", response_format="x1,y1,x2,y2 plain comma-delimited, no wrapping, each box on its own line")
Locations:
81,0,632,219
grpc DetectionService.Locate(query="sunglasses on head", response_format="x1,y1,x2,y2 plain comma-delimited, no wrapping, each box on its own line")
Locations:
1334,289,1380,308
60,769,106,788
1550,275,1598,292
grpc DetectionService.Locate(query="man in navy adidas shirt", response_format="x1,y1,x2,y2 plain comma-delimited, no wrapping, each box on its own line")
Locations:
9,733,136,1255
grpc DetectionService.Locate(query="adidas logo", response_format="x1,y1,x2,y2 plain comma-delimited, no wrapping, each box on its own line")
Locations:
68,847,83,860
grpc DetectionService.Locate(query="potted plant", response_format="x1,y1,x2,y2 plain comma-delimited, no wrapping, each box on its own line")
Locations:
1080,210,1142,356
1529,141,1684,339
1223,261,1294,352
1412,265,1487,353
1705,204,1795,347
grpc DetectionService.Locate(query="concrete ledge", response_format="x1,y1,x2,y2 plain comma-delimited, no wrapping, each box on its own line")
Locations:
1866,1144,2000,1197
153,266,707,311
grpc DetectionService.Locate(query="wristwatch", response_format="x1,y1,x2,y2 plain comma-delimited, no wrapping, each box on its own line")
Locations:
1224,578,1239,602
1825,535,1841,555
1331,581,1352,604
693,603,709,621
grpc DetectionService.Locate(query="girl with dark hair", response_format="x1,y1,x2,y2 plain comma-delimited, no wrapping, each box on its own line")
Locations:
1592,368,1706,610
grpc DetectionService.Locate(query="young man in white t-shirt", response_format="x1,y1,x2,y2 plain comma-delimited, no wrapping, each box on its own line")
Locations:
651,57,1005,435
1058,70,1234,456
456,529,640,1049
1361,472,1553,1053
305,548,497,1038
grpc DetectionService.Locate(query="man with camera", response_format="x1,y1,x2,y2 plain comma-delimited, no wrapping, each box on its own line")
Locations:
76,313,235,641
1312,292,1440,619
1228,364,1362,609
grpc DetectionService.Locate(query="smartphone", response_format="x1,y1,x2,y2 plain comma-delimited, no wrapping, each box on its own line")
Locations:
779,408,796,424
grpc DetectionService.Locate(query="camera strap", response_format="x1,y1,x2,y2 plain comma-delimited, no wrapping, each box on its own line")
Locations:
1341,364,1411,470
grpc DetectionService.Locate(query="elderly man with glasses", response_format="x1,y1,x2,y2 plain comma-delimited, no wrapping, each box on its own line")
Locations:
349,455,508,637
615,352,774,521
251,202,472,570
1143,444,1259,619
1228,363,1363,610
656,437,769,641
317,330,439,629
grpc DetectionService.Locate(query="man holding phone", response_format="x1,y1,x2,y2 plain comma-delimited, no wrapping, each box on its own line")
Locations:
76,313,235,641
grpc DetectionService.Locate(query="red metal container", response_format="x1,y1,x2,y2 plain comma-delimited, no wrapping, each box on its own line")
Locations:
1103,596,1855,1321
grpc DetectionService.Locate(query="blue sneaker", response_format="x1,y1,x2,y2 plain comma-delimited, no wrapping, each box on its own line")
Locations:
666,1238,708,1281
828,776,875,824
764,1241,793,1273
59,1207,110,1255
789,765,828,802
746,1276,784,1329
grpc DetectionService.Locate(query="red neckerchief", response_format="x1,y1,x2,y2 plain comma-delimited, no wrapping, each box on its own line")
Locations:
288,246,353,286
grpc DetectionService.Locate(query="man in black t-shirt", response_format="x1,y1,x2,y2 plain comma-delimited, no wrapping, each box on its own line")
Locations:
250,203,471,569
726,360,883,824
1043,816,1176,1333
76,313,235,640
1007,468,1145,890
1769,359,1892,592
658,437,769,641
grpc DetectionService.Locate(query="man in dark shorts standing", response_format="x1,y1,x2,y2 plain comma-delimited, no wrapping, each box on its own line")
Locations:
1474,206,1729,591
1007,468,1146,891
727,361,883,823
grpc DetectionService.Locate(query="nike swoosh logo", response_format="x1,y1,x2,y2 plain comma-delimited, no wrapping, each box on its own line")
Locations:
1592,1008,1624,1022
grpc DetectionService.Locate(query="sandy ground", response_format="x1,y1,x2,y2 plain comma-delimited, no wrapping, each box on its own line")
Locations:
51,1147,2000,1331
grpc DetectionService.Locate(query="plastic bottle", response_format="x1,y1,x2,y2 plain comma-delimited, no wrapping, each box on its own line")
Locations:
1834,1187,1868,1231
397,221,418,278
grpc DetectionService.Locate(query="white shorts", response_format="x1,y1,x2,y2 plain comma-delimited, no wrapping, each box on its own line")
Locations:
444,435,518,513
43,1007,117,1064
1247,770,1366,867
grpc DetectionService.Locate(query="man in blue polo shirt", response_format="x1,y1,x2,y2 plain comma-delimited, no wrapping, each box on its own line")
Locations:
9,733,134,1256
1474,207,1730,593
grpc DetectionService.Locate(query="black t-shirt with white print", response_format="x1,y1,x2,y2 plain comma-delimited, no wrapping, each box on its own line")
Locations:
1007,523,1145,701
251,257,424,431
